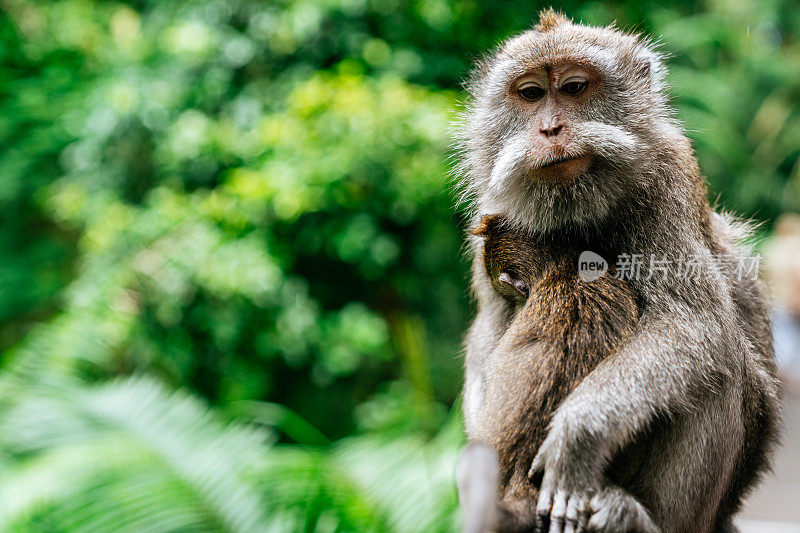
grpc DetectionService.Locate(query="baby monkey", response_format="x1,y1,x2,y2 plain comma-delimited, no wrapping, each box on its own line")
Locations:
459,215,651,533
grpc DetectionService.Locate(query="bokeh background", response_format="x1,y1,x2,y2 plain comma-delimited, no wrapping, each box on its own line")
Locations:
1,0,799,531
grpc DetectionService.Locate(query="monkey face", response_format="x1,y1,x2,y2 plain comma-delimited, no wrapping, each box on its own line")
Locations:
458,14,674,233
507,62,599,186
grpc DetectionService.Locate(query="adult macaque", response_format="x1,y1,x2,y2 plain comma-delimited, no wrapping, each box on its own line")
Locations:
456,10,779,533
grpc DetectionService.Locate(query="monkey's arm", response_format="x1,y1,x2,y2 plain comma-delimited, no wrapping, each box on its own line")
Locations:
459,258,520,533
463,257,512,437
529,301,740,532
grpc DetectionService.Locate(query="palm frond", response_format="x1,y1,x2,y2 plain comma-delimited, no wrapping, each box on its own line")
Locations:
0,375,463,532
0,376,273,532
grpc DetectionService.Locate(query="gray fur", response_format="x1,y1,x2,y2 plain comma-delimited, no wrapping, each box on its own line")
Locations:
456,11,779,533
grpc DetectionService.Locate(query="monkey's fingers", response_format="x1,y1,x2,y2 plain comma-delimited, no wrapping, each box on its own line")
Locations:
548,490,569,533
563,494,587,533
535,487,553,533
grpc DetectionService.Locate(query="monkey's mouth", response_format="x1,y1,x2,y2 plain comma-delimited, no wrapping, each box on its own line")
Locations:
539,155,584,168
531,154,593,185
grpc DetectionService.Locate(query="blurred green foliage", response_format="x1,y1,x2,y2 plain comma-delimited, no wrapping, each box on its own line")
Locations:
0,0,798,530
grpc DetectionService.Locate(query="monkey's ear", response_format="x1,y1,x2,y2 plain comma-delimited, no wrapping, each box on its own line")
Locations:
470,214,505,237
533,8,571,32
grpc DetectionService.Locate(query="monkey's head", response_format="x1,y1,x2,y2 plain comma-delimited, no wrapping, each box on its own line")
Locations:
458,9,679,233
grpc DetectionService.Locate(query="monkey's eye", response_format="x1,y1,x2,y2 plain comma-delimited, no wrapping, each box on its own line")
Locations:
518,84,545,102
559,80,587,96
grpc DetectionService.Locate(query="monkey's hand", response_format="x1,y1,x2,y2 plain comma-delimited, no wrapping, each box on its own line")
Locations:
529,438,659,533
528,424,602,533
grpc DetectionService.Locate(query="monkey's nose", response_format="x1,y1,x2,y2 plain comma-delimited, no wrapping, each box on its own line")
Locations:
540,124,563,137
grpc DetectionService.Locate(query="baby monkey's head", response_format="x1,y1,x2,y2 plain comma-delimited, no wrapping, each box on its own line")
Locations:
472,214,541,305
459,9,681,233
